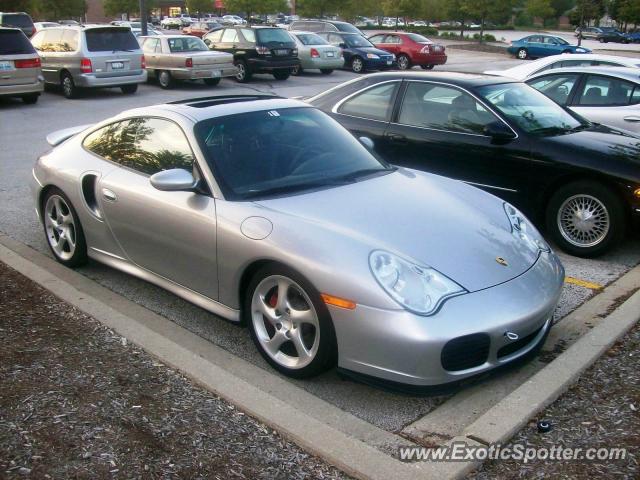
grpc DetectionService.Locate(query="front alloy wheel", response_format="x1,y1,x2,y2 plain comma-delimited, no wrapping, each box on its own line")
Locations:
516,48,528,60
351,56,364,73
246,265,337,378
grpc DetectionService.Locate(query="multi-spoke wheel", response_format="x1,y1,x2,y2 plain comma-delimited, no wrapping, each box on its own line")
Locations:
546,181,624,257
351,56,364,73
42,188,87,267
245,265,337,378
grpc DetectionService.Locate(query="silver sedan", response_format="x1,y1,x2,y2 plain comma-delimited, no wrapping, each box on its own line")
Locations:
289,31,344,75
31,97,564,390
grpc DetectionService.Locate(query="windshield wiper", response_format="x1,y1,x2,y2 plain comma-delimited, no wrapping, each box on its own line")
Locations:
241,178,352,199
337,167,395,182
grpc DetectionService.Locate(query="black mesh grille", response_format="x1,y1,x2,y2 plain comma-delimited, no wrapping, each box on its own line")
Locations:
497,325,543,359
441,333,490,371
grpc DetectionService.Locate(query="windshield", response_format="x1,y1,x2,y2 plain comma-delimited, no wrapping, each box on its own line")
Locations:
335,23,361,34
2,14,32,28
407,33,431,43
168,36,207,52
194,107,391,200
0,29,35,54
345,35,373,48
555,37,569,45
477,83,586,135
295,33,327,45
256,28,293,44
86,28,139,52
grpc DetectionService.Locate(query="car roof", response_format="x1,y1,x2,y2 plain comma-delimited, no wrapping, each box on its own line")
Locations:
121,96,311,123
528,66,640,82
349,71,520,87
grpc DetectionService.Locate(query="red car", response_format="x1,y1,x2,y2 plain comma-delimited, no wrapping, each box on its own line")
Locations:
367,32,447,70
182,21,221,38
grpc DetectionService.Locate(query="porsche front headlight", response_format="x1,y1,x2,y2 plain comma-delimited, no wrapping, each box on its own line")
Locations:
369,250,466,316
504,202,550,252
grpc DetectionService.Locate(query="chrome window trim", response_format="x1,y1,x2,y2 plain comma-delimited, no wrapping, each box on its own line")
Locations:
331,79,402,123
391,79,520,139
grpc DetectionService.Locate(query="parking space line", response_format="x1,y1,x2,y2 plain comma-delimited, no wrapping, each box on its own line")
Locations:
564,276,603,290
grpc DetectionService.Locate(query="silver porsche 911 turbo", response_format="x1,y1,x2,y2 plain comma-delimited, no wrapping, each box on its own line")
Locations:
31,95,565,390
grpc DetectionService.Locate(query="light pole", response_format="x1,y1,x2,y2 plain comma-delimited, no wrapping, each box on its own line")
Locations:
140,0,148,35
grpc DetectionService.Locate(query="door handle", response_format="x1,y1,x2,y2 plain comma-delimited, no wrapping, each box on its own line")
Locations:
623,116,640,123
385,133,408,144
102,188,117,202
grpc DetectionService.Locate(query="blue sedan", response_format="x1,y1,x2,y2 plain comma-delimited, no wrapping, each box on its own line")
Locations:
507,35,591,60
317,32,396,73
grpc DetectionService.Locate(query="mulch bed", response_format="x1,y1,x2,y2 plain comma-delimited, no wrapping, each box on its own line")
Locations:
0,262,348,479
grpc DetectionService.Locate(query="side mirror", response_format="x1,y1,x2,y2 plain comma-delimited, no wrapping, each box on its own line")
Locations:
339,42,347,49
483,122,516,142
359,136,375,150
203,38,210,45
150,168,198,192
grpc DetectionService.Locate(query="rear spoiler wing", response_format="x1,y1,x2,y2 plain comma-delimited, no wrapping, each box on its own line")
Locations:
46,124,94,147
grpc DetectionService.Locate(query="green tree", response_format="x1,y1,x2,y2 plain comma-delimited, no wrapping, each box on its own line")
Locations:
296,0,340,18
223,0,287,21
103,0,155,19
186,0,212,17
462,0,518,42
526,0,556,24
37,0,86,20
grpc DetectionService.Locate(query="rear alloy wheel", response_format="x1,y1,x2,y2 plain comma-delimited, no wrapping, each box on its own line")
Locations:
397,54,411,70
546,181,624,257
320,69,333,75
121,84,138,94
203,77,221,86
42,188,87,268
351,56,364,73
273,69,290,80
22,94,39,104
235,60,252,82
158,70,174,89
421,64,434,70
516,48,528,60
61,72,77,99
246,265,337,378
599,37,606,43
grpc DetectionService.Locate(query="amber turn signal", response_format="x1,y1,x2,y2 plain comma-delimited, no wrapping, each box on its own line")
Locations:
321,293,356,310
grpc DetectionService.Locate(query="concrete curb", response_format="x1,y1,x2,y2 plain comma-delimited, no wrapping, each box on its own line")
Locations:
1,233,638,480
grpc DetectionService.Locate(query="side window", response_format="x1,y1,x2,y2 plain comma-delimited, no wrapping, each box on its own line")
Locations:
84,118,194,175
578,75,635,106
31,31,45,50
328,34,343,46
368,34,385,43
142,38,159,54
398,82,496,134
40,29,63,52
631,88,640,105
60,30,78,51
386,35,401,44
240,28,255,42
205,29,223,43
527,73,580,105
528,36,541,43
339,82,399,121
221,29,239,43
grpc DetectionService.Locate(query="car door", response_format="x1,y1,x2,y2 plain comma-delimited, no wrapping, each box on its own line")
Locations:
96,116,219,299
203,28,223,49
141,37,161,71
331,80,401,143
569,74,640,131
526,72,581,106
526,36,544,57
216,28,240,56
380,80,532,204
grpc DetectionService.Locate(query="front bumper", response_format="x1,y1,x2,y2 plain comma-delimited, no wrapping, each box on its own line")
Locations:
363,57,396,70
331,251,564,387
74,70,147,88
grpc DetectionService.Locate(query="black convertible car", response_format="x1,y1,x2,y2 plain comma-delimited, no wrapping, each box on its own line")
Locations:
308,71,640,257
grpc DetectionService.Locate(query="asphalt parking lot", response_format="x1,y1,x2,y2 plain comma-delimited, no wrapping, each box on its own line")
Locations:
1,47,639,434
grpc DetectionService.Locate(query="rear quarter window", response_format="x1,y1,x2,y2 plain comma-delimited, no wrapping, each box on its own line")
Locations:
1,14,33,28
85,28,139,52
256,28,293,44
0,29,35,54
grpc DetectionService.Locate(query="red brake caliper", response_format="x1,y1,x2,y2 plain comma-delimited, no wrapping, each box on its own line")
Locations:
268,291,278,308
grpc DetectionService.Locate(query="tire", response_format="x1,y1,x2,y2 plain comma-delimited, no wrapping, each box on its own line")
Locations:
121,84,138,94
61,72,77,99
397,54,411,70
516,48,528,60
599,37,606,43
42,187,88,268
421,64,434,70
320,69,333,75
351,56,364,73
273,69,290,80
158,70,174,89
291,64,302,75
22,94,39,104
234,60,252,83
546,180,625,257
203,77,221,86
245,264,337,379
